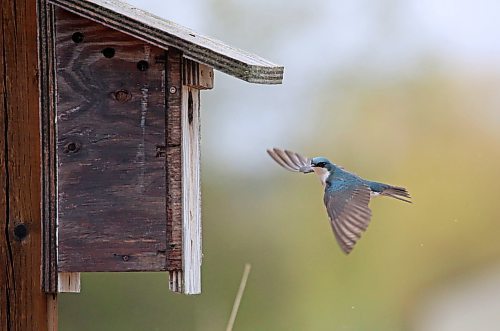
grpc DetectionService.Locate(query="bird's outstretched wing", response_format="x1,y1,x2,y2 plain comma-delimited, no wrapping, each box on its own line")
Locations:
267,148,312,173
324,181,372,254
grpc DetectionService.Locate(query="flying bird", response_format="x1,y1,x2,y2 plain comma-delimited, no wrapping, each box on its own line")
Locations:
267,148,411,254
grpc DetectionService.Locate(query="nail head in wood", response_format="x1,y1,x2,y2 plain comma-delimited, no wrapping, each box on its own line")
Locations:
169,86,177,94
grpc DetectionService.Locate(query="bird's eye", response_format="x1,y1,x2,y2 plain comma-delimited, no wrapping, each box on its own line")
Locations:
318,162,325,167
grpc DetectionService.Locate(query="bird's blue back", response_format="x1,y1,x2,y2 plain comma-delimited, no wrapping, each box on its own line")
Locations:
326,165,362,189
326,164,388,194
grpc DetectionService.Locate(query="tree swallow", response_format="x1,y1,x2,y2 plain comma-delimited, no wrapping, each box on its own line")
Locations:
267,148,411,254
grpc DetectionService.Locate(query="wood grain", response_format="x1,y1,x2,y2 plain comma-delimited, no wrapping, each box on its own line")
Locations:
47,295,58,331
39,0,59,294
183,59,214,90
47,0,284,84
181,86,202,294
55,9,167,272
166,48,184,284
1,0,50,329
58,273,81,293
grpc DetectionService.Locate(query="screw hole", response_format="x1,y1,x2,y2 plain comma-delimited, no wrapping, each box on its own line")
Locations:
137,60,149,71
72,32,84,43
102,47,115,58
67,142,77,151
64,141,80,154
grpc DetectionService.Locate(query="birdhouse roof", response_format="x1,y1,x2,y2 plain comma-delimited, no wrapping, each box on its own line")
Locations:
48,0,284,84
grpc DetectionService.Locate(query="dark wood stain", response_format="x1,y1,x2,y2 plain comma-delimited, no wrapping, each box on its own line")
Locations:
55,8,167,272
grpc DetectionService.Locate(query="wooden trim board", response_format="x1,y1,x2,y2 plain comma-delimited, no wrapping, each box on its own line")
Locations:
39,0,59,294
166,50,203,294
166,48,184,291
181,86,202,294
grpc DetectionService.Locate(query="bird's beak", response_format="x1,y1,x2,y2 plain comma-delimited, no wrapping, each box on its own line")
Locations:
299,165,314,173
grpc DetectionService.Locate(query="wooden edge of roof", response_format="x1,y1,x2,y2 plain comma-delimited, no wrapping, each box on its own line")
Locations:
47,0,284,84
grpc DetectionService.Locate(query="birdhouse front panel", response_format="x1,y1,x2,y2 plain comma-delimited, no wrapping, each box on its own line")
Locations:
55,8,168,272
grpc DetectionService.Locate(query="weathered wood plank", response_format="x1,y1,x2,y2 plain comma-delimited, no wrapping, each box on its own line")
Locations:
198,64,214,90
58,273,81,293
0,0,50,329
181,86,202,294
166,48,184,292
183,59,214,90
0,9,7,329
39,0,59,294
47,0,284,84
55,9,167,272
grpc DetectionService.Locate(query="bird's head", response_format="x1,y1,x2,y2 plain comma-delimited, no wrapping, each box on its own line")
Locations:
307,157,334,185
298,157,334,175
310,157,333,170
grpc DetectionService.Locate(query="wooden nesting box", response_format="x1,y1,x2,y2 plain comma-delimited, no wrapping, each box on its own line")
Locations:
39,0,283,295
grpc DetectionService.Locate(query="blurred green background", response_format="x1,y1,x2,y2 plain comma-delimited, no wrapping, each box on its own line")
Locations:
60,1,500,330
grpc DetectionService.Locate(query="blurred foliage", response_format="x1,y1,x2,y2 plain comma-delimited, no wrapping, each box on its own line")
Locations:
59,1,500,330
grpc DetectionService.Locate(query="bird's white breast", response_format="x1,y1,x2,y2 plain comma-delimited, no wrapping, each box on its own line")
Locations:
313,167,329,186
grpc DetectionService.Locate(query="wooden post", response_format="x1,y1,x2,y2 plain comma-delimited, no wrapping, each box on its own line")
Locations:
1,0,56,330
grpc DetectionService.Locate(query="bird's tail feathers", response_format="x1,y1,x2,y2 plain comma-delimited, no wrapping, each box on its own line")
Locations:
381,186,412,203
